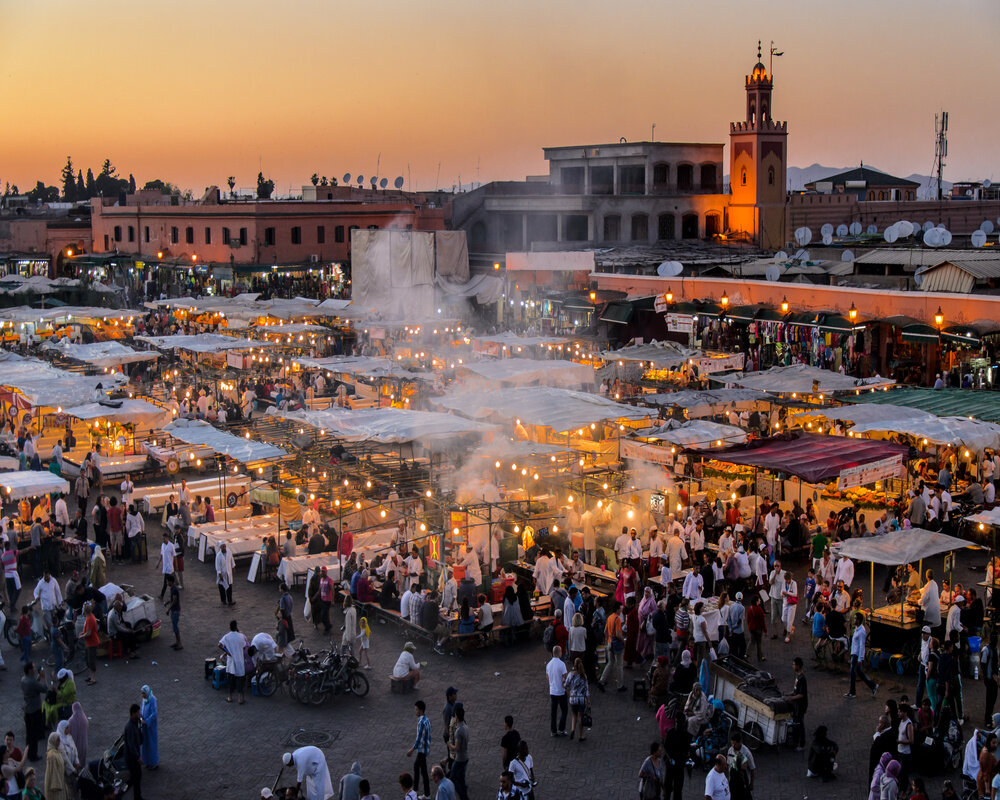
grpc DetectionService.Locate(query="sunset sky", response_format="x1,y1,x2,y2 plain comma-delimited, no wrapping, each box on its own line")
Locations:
2,0,997,195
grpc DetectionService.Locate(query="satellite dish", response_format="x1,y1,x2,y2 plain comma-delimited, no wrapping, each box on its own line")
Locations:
822,233,833,245
966,189,974,197
914,272,923,287
794,227,812,246
775,251,788,260
972,230,988,248
923,228,941,247
936,223,946,229
379,178,388,189
370,176,378,187
982,220,995,234
793,248,810,262
849,222,863,236
820,223,834,237
884,225,899,244
897,221,914,238
357,175,364,185
866,224,878,235
835,224,848,237
923,221,935,232
985,179,993,189
841,250,855,262
394,176,404,189
656,260,683,277
343,173,352,184
765,265,781,282
940,229,953,246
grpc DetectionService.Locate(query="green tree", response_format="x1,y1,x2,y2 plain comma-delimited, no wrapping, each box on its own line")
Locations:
60,156,76,201
100,158,117,178
227,176,236,196
75,170,85,199
85,168,96,198
310,173,319,186
27,181,60,204
142,178,176,194
320,176,328,186
256,171,274,200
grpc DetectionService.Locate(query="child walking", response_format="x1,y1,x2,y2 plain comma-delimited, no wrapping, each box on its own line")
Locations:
358,616,372,669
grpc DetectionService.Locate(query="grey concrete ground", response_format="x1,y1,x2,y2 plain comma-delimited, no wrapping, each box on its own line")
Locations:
0,503,988,799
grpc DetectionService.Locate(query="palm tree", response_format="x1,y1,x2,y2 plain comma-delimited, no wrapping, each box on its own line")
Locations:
227,176,236,197
310,173,319,186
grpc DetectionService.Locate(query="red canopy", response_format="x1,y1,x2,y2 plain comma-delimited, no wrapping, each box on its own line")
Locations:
712,433,910,483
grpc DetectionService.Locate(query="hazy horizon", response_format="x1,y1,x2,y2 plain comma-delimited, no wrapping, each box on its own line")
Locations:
2,0,997,195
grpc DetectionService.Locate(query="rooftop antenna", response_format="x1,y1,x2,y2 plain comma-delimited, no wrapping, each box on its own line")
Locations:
651,123,656,141
933,111,948,201
769,41,784,74
435,162,441,190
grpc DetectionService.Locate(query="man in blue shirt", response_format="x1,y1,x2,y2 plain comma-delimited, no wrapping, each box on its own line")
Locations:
728,593,746,660
845,612,878,698
431,764,456,800
811,602,829,663
406,700,431,799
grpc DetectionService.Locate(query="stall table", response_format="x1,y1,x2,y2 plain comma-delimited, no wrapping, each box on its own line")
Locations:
274,554,344,586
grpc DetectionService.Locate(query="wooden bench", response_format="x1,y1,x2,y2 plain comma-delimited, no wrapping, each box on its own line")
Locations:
390,674,416,694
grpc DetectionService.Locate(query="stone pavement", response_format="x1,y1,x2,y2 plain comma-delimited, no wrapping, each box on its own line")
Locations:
0,509,989,799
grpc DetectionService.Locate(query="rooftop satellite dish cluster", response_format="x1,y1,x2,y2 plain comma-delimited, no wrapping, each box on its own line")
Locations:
883,220,918,244
341,173,406,191
923,225,952,247
656,260,683,277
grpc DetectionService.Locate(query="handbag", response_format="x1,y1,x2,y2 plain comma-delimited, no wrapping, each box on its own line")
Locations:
582,701,593,729
611,636,625,654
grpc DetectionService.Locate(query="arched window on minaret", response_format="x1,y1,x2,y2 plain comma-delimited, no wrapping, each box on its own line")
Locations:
761,103,768,123
741,168,747,186
749,102,756,126
768,166,775,186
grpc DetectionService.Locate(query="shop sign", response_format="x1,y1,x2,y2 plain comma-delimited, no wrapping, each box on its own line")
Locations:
836,454,904,490
650,492,665,514
226,351,245,370
654,295,669,313
698,353,745,374
666,313,694,333
621,440,673,466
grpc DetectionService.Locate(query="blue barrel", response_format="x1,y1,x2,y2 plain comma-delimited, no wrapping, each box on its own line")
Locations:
969,636,982,654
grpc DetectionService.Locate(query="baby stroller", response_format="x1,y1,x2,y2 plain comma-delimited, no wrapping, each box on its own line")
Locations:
687,699,732,773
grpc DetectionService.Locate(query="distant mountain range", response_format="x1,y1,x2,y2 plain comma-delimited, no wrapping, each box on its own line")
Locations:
787,163,951,199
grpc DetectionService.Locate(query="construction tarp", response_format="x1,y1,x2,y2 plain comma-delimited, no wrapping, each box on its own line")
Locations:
712,433,910,483
42,339,160,367
644,389,770,417
732,364,895,395
267,406,497,444
351,230,435,318
434,387,655,432
135,334,278,353
434,231,470,283
63,399,169,426
834,529,973,566
844,387,1000,424
0,471,70,500
163,419,286,463
640,420,747,450
436,274,503,304
0,352,127,407
457,359,593,389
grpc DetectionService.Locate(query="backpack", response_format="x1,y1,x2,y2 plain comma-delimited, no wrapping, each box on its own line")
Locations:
542,622,556,651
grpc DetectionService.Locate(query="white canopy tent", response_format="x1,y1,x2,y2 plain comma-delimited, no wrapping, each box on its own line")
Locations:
136,334,279,354
732,364,895,394
835,529,972,565
292,356,429,381
457,359,593,389
434,387,655,432
0,353,127,407
42,340,160,368
644,389,771,418
162,419,286,463
63,399,169,427
267,406,498,444
471,333,572,349
602,340,697,369
639,419,748,450
251,323,330,335
0,471,70,500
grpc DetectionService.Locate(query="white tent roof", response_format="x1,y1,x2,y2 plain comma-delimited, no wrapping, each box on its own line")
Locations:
162,419,286,463
472,333,571,348
0,352,127,407
292,356,428,381
466,438,571,462
834,528,972,566
434,387,655,432
965,508,1000,527
645,389,770,415
267,407,498,444
602,340,696,368
135,334,279,353
0,471,70,500
314,299,353,312
457,359,593,388
42,339,160,367
640,419,747,450
732,364,896,394
63,399,169,426
252,323,329,334
0,306,141,324
793,404,934,425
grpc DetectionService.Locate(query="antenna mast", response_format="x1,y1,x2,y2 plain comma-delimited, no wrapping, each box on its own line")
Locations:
933,111,948,201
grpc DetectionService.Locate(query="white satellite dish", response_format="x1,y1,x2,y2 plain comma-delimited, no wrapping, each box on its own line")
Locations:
936,223,946,230
656,260,683,277
849,222,862,236
836,224,849,237
985,179,993,189
795,227,812,246
765,265,781,282
940,229,952,246
914,272,923,287
866,224,878,235
982,220,995,234
841,250,855,262
884,225,899,244
775,250,788,261
793,248,810,262
923,228,941,247
972,230,988,248
822,233,833,245
923,221,935,232
897,221,914,238
820,223,834,237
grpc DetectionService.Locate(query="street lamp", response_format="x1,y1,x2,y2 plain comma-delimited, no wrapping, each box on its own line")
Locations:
665,287,673,303
780,296,788,313
848,302,858,322
934,306,944,327
720,292,729,308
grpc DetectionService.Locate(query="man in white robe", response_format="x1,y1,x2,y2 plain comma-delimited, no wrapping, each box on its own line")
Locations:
215,542,236,606
283,746,334,800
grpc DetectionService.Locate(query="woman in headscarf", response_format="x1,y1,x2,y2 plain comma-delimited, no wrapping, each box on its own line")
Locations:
68,700,88,768
869,752,893,800
44,732,68,800
89,544,107,590
879,759,901,800
140,685,158,769
55,669,76,719
683,681,711,737
55,720,80,784
669,649,696,694
636,586,658,660
623,597,641,667
355,569,374,603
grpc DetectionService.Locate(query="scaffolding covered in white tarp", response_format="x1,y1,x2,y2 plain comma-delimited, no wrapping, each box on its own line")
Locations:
732,364,895,394
162,419,286,463
42,339,160,367
457,359,594,389
0,471,70,499
267,406,497,444
434,387,655,432
0,352,127,407
639,419,748,450
136,334,279,353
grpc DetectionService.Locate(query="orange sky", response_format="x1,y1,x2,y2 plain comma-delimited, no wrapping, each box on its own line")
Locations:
1,0,997,194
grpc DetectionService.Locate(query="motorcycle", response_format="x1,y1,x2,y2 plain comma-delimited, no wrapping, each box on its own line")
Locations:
255,639,312,698
2,597,44,649
292,647,369,705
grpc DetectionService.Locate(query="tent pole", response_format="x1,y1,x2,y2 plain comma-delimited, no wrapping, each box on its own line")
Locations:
870,562,874,614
